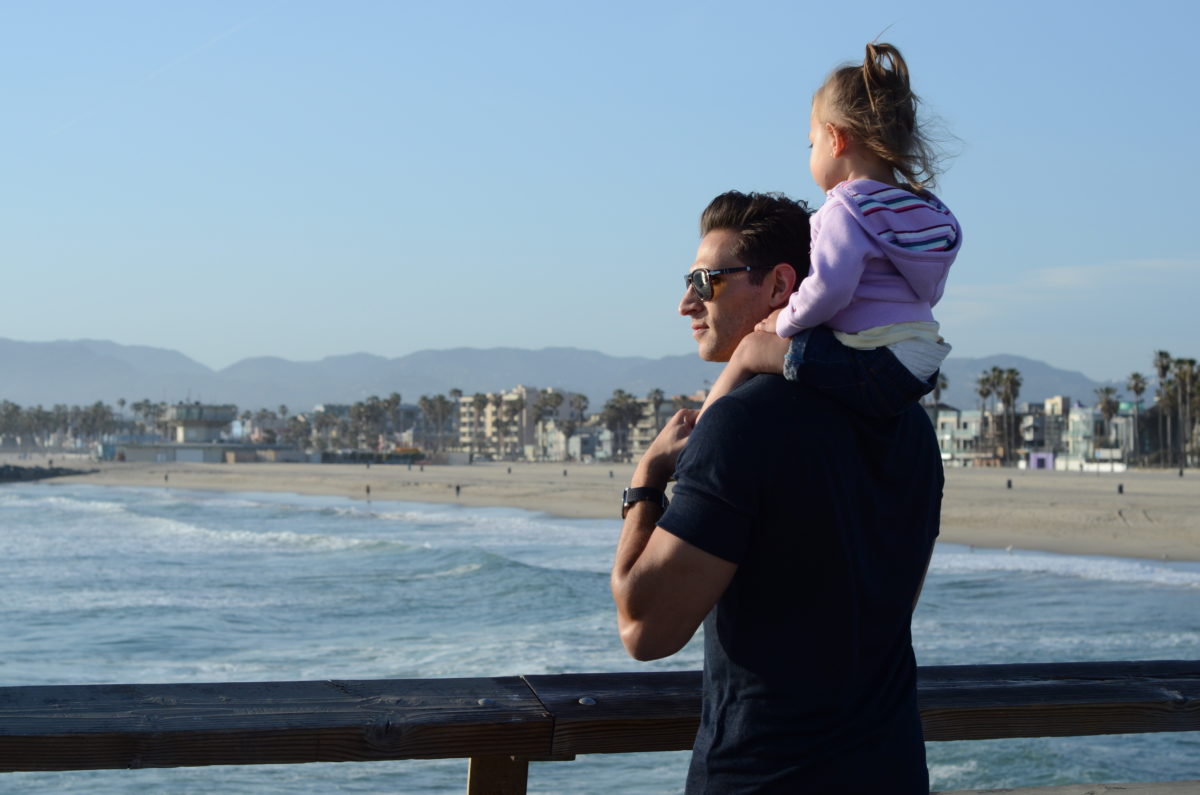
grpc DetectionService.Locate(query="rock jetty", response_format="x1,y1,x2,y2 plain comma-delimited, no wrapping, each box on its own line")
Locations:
0,464,93,483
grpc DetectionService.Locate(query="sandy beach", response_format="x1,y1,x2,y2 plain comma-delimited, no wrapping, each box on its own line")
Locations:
7,453,1199,562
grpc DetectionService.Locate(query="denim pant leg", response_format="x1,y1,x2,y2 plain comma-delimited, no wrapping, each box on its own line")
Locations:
782,327,936,418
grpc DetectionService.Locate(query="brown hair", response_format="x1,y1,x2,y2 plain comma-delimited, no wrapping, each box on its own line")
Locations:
815,42,940,190
699,191,812,286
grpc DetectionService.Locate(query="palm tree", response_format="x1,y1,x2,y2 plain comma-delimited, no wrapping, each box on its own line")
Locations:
384,392,402,435
503,396,525,460
0,400,20,443
988,367,1004,457
647,388,665,434
570,393,589,421
998,368,1022,465
1175,358,1197,469
313,408,337,448
490,393,505,459
975,371,993,459
561,393,589,461
532,390,564,460
418,394,454,453
471,393,488,458
1126,372,1147,465
602,389,643,462
285,415,311,450
1094,386,1119,455
434,394,455,452
1154,350,1173,467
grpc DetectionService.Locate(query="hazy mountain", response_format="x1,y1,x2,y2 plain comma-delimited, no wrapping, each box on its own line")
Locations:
1,337,1122,413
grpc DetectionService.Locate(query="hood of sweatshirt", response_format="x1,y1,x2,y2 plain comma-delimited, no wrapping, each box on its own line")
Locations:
832,179,960,306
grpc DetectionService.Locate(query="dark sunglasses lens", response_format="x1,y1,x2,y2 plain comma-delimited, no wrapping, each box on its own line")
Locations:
688,271,712,300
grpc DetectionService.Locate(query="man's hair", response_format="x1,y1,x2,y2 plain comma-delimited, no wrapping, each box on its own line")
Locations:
699,191,812,286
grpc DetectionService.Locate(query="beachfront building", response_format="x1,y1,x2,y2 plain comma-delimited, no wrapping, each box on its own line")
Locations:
932,406,988,467
628,391,706,459
454,385,585,461
163,403,237,444
1045,400,1128,472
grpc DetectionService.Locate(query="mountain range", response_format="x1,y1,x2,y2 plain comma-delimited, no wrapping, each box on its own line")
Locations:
0,337,1122,414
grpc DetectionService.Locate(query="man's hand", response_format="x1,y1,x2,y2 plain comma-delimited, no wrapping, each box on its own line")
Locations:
637,408,697,487
611,409,736,661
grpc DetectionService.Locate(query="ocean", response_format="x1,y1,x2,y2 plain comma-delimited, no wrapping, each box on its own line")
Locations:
1,482,1197,793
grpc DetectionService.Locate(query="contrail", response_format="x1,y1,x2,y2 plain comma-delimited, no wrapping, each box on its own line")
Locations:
49,2,285,137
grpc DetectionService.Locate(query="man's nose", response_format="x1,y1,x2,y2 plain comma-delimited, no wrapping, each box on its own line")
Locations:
679,285,702,316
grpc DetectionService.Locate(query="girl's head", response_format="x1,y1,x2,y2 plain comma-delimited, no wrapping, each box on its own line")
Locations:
810,42,939,192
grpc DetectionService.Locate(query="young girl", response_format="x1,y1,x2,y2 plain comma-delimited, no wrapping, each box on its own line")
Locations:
703,42,959,418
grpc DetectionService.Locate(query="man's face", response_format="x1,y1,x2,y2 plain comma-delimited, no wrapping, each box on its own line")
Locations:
679,228,776,362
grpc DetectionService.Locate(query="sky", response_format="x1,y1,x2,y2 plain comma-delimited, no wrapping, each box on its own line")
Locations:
3,0,1197,382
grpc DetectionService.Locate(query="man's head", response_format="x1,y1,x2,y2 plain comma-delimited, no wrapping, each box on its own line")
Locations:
681,191,812,361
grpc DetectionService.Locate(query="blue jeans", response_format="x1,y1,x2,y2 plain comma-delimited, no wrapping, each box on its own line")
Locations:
783,326,935,418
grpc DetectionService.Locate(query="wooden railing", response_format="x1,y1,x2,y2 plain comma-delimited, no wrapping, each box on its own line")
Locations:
1,660,1197,793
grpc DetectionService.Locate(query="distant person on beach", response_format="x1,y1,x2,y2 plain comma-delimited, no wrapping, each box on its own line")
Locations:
611,190,942,792
701,42,959,418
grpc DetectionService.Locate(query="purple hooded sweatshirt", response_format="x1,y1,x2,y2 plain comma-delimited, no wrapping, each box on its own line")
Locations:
776,179,960,338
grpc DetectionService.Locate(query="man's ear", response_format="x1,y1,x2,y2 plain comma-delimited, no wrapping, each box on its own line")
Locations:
767,263,797,309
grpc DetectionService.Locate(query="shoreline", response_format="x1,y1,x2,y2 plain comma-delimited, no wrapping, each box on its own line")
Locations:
7,453,1199,562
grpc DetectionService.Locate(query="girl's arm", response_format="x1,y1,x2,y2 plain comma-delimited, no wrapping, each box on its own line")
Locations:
699,312,791,415
775,201,870,338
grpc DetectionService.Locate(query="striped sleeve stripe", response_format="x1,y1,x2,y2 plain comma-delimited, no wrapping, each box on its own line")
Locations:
878,224,959,251
855,188,951,217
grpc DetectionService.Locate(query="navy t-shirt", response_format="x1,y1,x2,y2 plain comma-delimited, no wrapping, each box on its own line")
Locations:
657,374,942,794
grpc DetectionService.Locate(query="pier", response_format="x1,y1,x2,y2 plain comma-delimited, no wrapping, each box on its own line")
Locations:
1,659,1197,793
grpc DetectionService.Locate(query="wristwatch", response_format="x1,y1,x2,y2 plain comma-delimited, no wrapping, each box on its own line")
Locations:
621,486,669,519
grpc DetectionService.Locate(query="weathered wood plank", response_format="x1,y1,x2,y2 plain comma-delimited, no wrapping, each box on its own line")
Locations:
467,755,529,795
919,659,1200,683
0,661,1196,775
935,782,1200,795
523,671,701,756
918,660,1200,741
0,677,552,772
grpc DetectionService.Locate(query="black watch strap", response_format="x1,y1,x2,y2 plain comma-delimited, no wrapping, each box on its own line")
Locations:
622,486,669,519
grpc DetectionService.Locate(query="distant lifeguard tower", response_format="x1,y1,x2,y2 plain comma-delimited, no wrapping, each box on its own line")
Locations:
163,403,237,443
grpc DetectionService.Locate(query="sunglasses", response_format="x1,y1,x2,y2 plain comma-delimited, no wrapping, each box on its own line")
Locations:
684,266,766,301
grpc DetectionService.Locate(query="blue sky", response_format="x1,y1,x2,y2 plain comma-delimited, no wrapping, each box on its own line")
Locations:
3,0,1196,382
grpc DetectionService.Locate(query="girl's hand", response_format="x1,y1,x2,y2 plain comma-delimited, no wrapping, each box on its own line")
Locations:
733,321,789,375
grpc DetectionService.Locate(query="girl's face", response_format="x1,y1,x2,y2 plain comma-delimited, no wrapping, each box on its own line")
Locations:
808,107,844,192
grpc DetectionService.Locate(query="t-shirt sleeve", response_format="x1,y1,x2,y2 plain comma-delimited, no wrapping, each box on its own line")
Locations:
656,394,762,564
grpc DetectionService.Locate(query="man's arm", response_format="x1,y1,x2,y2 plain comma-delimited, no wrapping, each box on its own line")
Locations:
611,410,737,661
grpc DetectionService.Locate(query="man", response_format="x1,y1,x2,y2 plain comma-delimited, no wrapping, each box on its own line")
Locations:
611,191,942,793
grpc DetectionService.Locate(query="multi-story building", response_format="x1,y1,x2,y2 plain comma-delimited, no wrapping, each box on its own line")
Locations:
628,390,706,459
455,386,586,461
932,406,988,467
163,403,237,443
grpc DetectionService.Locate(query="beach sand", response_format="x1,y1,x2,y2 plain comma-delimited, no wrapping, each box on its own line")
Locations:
8,453,1199,562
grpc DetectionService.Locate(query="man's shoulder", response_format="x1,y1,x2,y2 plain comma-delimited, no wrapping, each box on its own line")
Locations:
716,373,849,424
706,373,936,449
